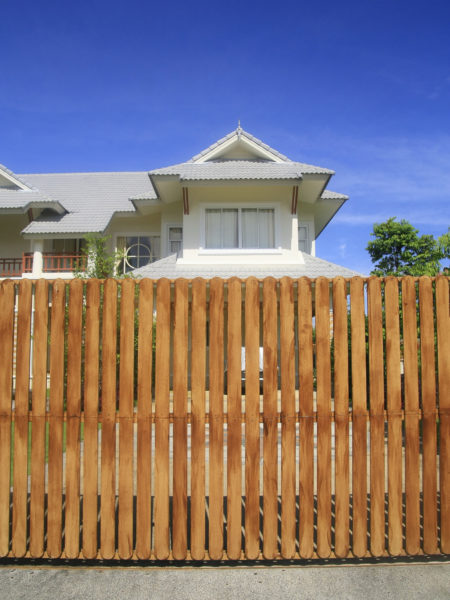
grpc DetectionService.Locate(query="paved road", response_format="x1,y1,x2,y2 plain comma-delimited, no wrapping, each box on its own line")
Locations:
1,560,449,600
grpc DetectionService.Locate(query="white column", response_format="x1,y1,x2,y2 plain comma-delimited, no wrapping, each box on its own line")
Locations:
31,239,44,277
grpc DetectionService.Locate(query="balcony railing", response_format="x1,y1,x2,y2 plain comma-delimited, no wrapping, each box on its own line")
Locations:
0,257,24,277
22,253,86,274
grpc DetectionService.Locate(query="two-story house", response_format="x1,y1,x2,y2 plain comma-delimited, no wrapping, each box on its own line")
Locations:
0,127,359,279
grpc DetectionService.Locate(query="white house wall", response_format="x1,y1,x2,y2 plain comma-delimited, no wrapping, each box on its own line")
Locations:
0,215,31,257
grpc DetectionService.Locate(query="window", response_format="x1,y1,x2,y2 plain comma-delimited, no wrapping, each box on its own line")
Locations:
168,226,183,257
298,225,309,253
205,208,275,249
117,235,160,272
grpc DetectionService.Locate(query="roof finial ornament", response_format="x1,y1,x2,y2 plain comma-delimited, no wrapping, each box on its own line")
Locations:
237,119,242,136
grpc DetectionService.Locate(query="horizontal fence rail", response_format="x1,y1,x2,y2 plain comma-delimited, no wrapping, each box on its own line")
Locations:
0,275,448,561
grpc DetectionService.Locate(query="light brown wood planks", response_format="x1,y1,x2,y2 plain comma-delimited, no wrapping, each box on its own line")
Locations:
154,278,171,560
65,279,83,559
172,278,188,560
402,277,420,555
136,279,153,559
12,279,32,557
244,277,260,560
315,277,332,558
384,277,403,555
350,277,368,558
367,277,385,556
280,277,296,559
418,277,438,554
262,278,278,559
82,279,101,559
436,275,450,553
191,278,207,560
100,279,118,559
297,277,314,558
0,281,15,557
226,277,242,560
118,279,135,559
209,278,225,560
47,279,66,558
332,277,350,558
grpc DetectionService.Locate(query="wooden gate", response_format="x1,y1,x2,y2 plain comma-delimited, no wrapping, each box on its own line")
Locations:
0,276,448,560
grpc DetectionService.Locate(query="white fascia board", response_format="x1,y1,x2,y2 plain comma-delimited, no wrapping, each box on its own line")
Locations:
194,134,285,164
0,167,32,190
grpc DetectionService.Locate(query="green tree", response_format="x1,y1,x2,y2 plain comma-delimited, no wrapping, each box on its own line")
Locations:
366,218,449,276
74,233,129,278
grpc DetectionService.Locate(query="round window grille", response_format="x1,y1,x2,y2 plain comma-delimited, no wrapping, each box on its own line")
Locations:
124,242,152,270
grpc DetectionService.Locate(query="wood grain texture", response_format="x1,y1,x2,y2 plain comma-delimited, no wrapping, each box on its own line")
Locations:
332,277,349,558
244,278,260,560
297,277,314,558
315,277,332,558
384,277,403,555
118,279,135,559
418,277,438,554
65,279,83,559
82,279,100,559
136,279,153,559
154,279,171,560
47,280,66,558
100,279,118,559
0,281,15,556
191,278,207,560
262,278,278,559
209,278,225,560
280,278,296,558
436,275,450,553
172,279,188,560
226,277,242,560
367,277,385,556
402,277,420,555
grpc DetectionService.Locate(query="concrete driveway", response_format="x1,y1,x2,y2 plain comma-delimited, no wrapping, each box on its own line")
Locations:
1,559,449,600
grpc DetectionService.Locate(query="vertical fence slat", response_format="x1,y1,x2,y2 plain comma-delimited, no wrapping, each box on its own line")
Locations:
82,279,100,559
65,279,83,559
100,278,117,560
154,279,171,560
227,277,242,560
30,280,49,558
316,277,332,558
332,277,350,558
244,277,260,560
136,279,153,559
47,279,65,558
191,278,207,560
367,276,385,556
298,277,314,558
209,278,224,560
0,281,15,556
436,275,450,553
172,279,188,560
350,277,368,557
280,277,295,558
118,279,135,559
384,277,403,555
12,280,32,557
402,277,420,555
419,276,438,554
262,278,278,559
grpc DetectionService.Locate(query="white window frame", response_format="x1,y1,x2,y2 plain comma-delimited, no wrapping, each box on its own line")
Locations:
114,232,161,272
199,204,281,254
166,223,183,257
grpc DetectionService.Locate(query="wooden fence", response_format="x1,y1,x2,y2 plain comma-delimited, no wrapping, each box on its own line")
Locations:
0,276,448,561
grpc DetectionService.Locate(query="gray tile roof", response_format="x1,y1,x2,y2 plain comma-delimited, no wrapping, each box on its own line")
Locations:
189,127,293,163
320,190,349,200
132,253,362,279
18,171,155,235
150,159,333,181
0,189,64,212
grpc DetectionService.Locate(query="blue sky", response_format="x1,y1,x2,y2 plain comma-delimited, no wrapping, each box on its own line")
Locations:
1,0,449,274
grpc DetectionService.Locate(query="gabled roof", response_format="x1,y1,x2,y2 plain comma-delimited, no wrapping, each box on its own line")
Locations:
0,189,65,213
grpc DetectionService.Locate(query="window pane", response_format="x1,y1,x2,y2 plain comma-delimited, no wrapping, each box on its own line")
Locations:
298,226,308,252
222,209,238,248
242,208,258,248
169,227,182,242
258,209,275,248
206,209,221,248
